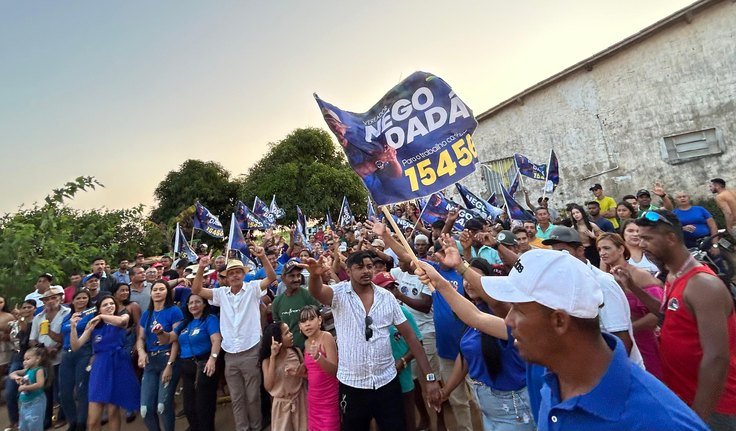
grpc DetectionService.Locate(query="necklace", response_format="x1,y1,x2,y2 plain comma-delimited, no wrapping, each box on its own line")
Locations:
673,256,698,279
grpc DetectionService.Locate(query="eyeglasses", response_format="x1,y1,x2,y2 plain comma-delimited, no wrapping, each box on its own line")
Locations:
639,211,673,227
364,315,373,341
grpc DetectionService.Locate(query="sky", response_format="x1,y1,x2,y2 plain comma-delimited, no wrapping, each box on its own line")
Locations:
0,0,695,214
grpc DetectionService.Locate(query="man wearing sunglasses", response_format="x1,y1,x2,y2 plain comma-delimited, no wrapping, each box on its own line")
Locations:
302,250,441,431
621,210,736,429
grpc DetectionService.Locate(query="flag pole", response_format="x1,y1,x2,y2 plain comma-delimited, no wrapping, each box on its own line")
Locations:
513,154,526,192
381,206,435,292
226,214,235,265
190,226,195,243
412,199,429,231
542,149,552,201
174,223,181,259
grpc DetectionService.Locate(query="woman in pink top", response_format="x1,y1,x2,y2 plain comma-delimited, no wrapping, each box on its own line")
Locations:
298,306,339,431
597,232,665,379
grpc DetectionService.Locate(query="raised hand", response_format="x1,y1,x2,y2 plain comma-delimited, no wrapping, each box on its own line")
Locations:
199,251,213,269
459,230,473,249
298,256,328,276
653,182,666,197
270,338,282,357
366,219,386,237
250,245,266,258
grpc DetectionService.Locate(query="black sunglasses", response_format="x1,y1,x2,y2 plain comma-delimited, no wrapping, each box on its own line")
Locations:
639,211,673,227
364,315,373,341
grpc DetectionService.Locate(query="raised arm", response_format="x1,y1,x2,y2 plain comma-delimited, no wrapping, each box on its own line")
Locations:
251,245,277,290
301,256,334,305
70,314,93,351
192,252,214,301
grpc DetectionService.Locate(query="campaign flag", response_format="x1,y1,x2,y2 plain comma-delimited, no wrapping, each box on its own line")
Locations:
193,201,224,238
514,153,547,181
509,171,521,197
236,201,268,230
393,214,414,232
419,192,475,231
227,214,255,265
325,209,335,231
269,195,286,219
455,183,504,220
488,192,497,207
253,196,275,227
315,71,479,205
296,206,312,251
500,184,534,221
544,150,560,193
338,196,354,227
173,223,198,262
367,195,377,220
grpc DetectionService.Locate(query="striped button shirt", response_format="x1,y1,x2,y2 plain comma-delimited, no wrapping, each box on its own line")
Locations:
331,281,407,389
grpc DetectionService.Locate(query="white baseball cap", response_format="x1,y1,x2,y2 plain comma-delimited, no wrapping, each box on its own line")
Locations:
481,249,604,318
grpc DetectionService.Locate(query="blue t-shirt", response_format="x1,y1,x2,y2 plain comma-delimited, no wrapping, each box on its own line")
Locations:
140,306,184,353
175,315,220,359
460,304,526,391
245,262,283,282
426,260,466,359
60,311,95,350
673,206,713,246
536,333,708,431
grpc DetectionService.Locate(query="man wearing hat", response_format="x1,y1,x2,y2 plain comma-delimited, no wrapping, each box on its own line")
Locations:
635,188,672,218
82,272,103,306
589,183,619,229
415,248,708,430
271,259,320,350
191,247,276,431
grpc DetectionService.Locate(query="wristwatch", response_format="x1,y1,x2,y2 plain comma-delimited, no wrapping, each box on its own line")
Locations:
425,373,437,382
457,261,470,275
210,353,218,359
166,361,174,366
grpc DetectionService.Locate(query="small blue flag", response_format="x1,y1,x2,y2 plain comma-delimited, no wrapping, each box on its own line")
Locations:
514,153,547,181
227,214,256,266
253,196,275,227
296,206,312,251
509,171,521,197
193,201,224,239
488,192,497,207
367,195,377,220
174,223,198,262
455,183,504,220
236,201,268,230
544,150,559,193
500,183,534,221
326,209,335,231
338,196,354,227
269,195,286,219
419,192,476,231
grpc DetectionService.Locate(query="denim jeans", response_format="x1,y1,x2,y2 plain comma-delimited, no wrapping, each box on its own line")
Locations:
19,393,46,431
469,383,536,431
58,346,92,428
4,353,22,425
140,352,180,431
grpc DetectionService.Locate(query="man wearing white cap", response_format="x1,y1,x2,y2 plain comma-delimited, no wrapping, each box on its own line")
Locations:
415,247,708,430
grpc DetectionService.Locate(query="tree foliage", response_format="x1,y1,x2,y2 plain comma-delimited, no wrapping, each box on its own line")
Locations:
238,127,367,224
0,177,167,304
151,160,240,225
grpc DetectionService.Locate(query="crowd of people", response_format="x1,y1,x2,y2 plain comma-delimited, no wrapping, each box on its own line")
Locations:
1,178,736,431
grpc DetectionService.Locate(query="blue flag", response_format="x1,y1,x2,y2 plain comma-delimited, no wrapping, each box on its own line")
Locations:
269,195,286,219
455,183,504,220
174,223,198,262
227,214,255,266
316,71,479,205
488,192,497,207
509,171,521,198
367,195,377,220
500,184,534,221
544,150,559,193
325,209,335,231
419,192,475,231
193,201,224,238
338,196,354,227
296,206,312,251
236,201,268,230
514,153,547,181
253,196,275,227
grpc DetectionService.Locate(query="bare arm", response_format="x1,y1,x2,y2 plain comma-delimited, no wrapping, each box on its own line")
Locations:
70,318,93,351
632,313,659,332
706,217,719,237
440,354,468,401
716,194,734,233
99,313,129,328
314,332,338,377
302,257,334,305
396,320,441,407
611,266,663,318
18,368,45,393
192,253,214,301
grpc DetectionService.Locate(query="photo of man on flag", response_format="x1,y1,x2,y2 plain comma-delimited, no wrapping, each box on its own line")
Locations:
174,223,198,262
193,201,224,238
513,153,547,181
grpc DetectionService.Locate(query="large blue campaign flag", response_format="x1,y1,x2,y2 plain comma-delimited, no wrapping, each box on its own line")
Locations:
419,192,475,231
544,150,560,193
315,71,479,205
500,183,534,221
455,183,504,220
514,153,547,181
269,195,286,219
253,196,275,227
193,201,224,238
338,196,354,227
236,201,268,230
227,214,255,265
174,223,198,262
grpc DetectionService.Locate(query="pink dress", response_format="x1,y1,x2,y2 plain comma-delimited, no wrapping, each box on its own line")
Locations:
626,285,665,380
304,345,339,431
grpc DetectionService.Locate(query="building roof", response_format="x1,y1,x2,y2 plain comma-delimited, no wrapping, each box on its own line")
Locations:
476,0,722,121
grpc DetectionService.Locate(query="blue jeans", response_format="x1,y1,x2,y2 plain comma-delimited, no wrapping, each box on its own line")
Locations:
19,393,46,431
469,383,536,431
140,352,180,431
4,353,22,425
58,346,92,428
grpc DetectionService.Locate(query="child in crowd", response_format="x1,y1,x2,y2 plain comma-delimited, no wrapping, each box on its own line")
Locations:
9,347,48,431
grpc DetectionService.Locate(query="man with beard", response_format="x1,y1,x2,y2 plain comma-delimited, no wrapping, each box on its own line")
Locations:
271,259,321,350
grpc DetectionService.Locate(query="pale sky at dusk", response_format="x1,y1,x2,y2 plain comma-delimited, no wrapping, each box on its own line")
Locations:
0,1,694,214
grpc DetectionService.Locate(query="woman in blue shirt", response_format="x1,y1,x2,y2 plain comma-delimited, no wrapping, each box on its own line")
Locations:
440,259,535,431
136,280,183,431
59,290,95,431
672,191,718,247
158,293,221,431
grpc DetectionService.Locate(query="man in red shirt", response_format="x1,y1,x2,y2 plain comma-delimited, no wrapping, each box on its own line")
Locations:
63,270,83,304
618,209,736,430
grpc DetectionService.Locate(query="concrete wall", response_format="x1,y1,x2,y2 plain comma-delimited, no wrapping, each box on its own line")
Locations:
463,0,736,210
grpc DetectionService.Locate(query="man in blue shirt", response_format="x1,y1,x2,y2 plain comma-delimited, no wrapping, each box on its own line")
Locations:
483,249,708,431
586,201,616,233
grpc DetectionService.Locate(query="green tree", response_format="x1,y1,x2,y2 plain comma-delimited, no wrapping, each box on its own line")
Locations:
0,177,167,304
151,160,240,225
238,127,367,224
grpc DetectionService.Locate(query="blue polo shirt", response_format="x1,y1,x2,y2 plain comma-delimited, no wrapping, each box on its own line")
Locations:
60,311,95,350
426,260,466,360
140,306,184,353
537,333,707,431
175,315,220,359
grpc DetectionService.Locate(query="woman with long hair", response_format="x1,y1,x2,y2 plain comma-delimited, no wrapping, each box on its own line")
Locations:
0,295,15,369
596,233,664,380
439,258,535,431
616,201,636,226
569,203,603,267
4,300,37,431
259,321,307,431
59,290,94,431
136,280,182,431
157,294,221,431
618,219,660,275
